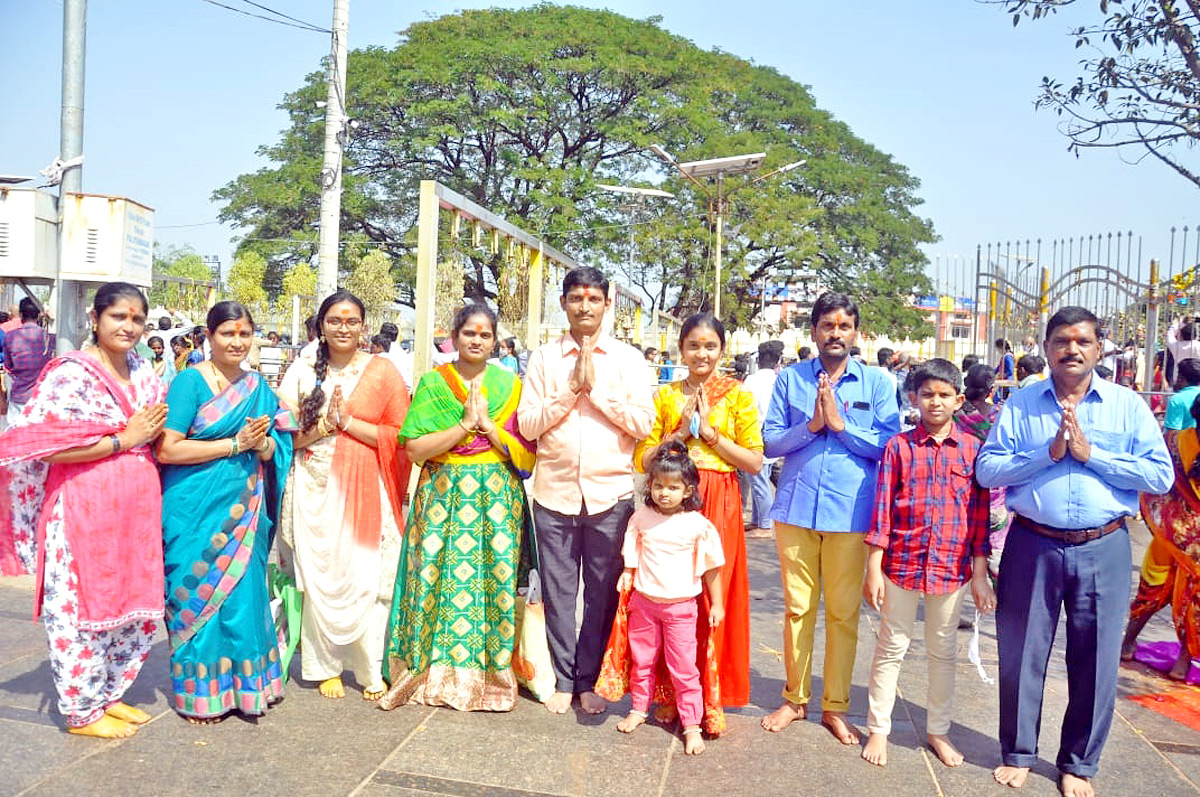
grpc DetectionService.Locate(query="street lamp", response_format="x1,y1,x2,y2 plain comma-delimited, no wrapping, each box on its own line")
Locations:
596,183,675,290
648,146,804,317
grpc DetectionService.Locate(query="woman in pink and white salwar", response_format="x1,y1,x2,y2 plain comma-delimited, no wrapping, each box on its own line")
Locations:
0,282,168,738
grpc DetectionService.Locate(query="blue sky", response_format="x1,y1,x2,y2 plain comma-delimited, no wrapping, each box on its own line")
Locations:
3,1,1196,302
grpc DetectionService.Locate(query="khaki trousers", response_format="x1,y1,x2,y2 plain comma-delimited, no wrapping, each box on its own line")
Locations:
775,523,866,712
866,579,967,736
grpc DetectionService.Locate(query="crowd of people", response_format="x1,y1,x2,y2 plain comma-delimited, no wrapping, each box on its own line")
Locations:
0,269,1191,797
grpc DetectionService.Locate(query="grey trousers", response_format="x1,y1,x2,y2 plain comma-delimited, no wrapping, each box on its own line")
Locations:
533,499,632,694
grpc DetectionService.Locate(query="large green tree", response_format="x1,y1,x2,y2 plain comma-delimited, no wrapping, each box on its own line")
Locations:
995,1,1200,188
216,4,936,336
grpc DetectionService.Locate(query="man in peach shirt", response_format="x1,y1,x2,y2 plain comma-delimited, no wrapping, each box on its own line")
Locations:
518,266,656,715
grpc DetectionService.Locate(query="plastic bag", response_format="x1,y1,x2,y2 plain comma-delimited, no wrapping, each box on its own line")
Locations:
513,570,556,702
267,562,302,683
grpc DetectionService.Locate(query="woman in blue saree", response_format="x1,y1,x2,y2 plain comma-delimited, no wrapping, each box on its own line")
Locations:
157,302,295,723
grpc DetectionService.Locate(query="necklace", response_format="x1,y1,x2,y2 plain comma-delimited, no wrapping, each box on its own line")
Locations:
209,360,235,391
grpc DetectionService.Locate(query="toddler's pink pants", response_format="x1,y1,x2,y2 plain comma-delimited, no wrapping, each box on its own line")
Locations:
627,590,702,728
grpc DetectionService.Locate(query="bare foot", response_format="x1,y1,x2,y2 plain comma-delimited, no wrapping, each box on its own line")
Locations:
760,701,806,732
105,702,151,725
318,676,345,699
616,711,646,733
861,732,888,766
821,712,860,745
363,685,386,701
67,715,138,739
927,733,964,767
994,765,1030,788
1120,633,1138,662
1059,773,1094,797
545,691,573,714
683,727,706,755
580,691,607,715
1168,648,1192,682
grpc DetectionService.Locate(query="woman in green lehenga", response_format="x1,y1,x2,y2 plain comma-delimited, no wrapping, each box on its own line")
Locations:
378,304,535,712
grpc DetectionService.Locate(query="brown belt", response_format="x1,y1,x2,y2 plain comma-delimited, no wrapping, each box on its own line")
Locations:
1014,514,1126,545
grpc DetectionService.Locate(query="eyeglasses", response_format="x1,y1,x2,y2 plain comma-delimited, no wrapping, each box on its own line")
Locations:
324,318,363,330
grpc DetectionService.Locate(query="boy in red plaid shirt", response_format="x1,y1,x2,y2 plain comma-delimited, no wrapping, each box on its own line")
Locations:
861,358,995,768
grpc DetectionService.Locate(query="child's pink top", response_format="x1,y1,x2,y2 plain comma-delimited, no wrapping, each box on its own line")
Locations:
622,505,725,602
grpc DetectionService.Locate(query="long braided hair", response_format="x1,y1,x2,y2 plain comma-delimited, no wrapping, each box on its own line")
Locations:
299,290,365,432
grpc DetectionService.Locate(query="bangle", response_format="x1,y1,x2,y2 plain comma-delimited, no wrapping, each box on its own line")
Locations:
317,418,332,437
339,414,351,432
110,434,121,454
257,438,271,453
458,420,473,436
230,437,240,457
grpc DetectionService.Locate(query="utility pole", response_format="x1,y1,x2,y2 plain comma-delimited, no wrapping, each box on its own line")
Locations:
316,0,350,300
53,0,88,352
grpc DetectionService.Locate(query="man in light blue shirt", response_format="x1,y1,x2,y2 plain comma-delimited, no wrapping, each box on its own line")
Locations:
760,292,899,744
977,306,1171,796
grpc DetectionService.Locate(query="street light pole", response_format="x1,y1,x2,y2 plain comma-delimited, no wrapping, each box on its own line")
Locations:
316,0,350,300
647,147,803,319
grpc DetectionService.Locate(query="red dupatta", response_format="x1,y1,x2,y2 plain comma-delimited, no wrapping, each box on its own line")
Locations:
335,356,412,549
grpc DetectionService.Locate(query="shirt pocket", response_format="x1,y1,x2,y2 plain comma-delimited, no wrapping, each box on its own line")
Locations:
950,464,975,498
1089,428,1128,456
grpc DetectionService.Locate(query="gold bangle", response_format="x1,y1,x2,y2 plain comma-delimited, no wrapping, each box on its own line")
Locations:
458,420,473,436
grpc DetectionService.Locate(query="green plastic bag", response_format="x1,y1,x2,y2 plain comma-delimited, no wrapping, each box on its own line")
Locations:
267,563,302,683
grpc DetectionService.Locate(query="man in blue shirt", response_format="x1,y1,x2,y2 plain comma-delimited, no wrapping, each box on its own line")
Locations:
977,306,1171,797
760,292,900,744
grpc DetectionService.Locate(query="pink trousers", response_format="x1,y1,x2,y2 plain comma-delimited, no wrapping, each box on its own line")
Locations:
627,591,702,728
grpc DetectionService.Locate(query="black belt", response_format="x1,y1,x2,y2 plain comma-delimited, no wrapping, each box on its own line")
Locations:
1014,514,1125,545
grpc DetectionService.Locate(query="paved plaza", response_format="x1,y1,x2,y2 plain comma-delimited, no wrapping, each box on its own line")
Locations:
2,521,1198,797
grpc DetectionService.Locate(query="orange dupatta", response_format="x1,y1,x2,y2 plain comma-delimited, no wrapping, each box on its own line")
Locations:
335,357,412,550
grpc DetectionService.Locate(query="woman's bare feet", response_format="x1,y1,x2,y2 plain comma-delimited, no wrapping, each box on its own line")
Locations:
1059,773,1094,797
579,691,607,715
820,712,860,745
67,715,138,739
927,733,964,767
683,727,706,755
363,684,386,701
861,732,888,766
760,701,806,732
616,711,646,733
105,702,151,725
185,713,228,725
544,691,573,714
318,676,345,699
993,765,1030,788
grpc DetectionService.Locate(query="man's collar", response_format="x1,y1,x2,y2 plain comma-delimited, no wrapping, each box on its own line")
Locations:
559,330,610,355
1042,371,1105,403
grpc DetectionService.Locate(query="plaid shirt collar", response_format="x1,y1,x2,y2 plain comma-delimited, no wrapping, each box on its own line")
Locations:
912,421,962,447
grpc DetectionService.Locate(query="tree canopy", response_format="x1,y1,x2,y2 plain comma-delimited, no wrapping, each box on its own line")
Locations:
997,0,1200,188
215,4,937,337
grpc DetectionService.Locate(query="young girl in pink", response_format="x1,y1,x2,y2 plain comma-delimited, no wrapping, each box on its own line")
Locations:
616,441,725,755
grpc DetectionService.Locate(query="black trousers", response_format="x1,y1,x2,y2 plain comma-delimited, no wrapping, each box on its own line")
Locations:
533,499,632,694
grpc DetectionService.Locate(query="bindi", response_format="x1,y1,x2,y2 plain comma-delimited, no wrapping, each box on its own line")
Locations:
473,324,485,334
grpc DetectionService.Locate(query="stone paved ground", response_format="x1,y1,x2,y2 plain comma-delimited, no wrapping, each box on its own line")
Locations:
2,520,1198,796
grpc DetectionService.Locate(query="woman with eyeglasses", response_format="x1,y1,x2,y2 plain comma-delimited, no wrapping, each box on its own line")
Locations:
276,291,412,701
